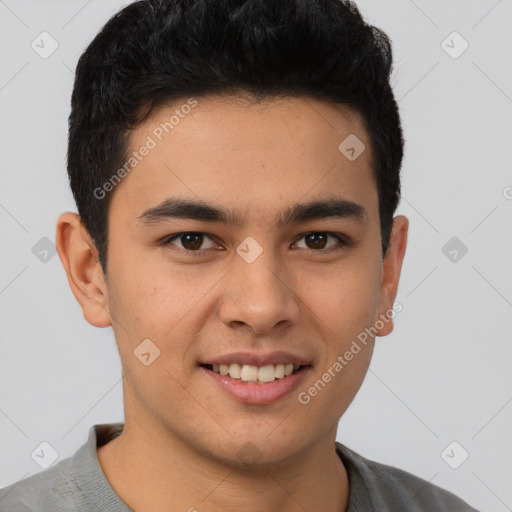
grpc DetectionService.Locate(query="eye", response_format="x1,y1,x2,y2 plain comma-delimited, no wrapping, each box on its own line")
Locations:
163,232,218,251
293,232,346,251
161,231,349,255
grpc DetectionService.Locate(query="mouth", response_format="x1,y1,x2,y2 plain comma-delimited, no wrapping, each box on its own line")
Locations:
199,354,313,405
200,363,310,384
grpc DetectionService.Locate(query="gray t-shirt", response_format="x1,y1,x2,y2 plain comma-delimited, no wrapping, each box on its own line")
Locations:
0,423,479,511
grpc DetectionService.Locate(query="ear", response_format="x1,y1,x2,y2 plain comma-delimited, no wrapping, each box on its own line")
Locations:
55,212,112,328
375,215,409,336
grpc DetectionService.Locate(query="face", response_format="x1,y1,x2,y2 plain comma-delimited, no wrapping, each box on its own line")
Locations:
59,94,407,468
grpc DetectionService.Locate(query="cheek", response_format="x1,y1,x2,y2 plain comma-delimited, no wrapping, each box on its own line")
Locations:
297,254,382,338
105,248,218,368
296,264,379,424
106,237,190,320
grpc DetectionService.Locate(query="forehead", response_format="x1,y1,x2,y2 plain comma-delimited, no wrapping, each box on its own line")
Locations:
137,94,368,152
110,94,377,223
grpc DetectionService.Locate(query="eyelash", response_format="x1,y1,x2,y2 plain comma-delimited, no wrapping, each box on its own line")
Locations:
160,231,350,256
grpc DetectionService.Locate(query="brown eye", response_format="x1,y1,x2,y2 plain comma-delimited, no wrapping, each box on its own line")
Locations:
305,233,327,249
164,232,216,251
180,233,203,250
294,232,345,251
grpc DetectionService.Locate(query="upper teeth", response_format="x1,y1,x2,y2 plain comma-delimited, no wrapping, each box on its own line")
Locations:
212,363,297,382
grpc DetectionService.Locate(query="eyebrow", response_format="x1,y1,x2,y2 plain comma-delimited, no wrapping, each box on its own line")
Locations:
137,197,368,227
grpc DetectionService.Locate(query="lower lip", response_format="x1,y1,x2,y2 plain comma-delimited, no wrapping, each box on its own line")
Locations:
200,366,311,405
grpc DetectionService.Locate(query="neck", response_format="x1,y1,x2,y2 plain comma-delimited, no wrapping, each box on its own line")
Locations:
97,421,350,512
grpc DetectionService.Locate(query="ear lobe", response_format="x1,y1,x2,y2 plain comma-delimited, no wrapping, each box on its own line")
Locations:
55,212,112,328
375,215,409,337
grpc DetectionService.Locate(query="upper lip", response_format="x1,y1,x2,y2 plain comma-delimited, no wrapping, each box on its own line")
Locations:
201,351,312,367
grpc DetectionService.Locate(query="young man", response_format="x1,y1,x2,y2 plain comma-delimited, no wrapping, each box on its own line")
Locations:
0,0,479,510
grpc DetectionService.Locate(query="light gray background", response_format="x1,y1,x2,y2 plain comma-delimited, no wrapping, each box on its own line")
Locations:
1,1,511,510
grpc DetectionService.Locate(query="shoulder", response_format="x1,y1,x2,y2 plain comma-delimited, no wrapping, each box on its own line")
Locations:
0,423,125,512
0,457,85,512
336,442,480,511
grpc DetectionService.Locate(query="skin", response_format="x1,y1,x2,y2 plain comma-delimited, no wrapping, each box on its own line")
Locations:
56,94,408,512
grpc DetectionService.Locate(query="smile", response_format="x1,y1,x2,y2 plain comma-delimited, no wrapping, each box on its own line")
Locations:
202,363,307,384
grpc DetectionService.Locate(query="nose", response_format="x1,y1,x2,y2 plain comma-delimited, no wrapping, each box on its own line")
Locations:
217,247,300,335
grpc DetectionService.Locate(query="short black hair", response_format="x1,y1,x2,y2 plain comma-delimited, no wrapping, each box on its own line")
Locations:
68,0,404,275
